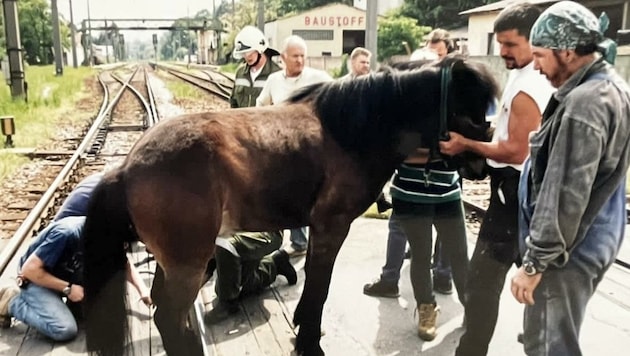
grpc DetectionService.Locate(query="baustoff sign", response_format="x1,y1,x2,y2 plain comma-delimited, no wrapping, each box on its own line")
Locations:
303,15,365,27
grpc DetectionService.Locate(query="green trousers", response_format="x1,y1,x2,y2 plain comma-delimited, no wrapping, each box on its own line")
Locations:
214,231,283,302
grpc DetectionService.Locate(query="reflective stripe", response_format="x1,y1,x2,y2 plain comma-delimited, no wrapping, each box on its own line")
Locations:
253,80,267,88
234,78,251,87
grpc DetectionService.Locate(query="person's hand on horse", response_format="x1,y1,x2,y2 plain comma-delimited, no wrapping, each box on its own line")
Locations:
439,131,468,156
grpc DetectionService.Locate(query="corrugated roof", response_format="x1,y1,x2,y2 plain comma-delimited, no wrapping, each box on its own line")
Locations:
460,0,559,15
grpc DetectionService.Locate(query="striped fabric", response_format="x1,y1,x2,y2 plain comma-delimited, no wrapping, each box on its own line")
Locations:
390,162,461,204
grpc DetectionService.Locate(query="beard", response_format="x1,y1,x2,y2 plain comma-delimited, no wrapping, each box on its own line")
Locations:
503,56,525,70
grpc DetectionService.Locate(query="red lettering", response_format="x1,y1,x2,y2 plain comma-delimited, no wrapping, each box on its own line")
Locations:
313,16,319,26
358,16,364,26
343,16,349,26
336,16,342,27
330,17,335,26
351,16,356,26
305,16,310,26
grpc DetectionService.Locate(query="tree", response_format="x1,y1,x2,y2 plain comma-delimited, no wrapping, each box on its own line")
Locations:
399,0,500,29
377,15,431,61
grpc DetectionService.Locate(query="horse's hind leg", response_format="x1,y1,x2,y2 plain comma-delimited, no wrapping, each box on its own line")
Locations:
293,222,351,356
153,264,207,356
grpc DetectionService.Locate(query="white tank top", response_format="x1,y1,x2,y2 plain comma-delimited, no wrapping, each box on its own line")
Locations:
487,61,555,171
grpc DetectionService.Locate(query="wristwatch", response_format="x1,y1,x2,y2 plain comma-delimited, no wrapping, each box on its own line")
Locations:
62,283,72,296
523,261,539,276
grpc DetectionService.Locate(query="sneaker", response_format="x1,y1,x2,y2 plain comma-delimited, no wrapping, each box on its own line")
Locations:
433,276,453,295
285,245,307,258
363,278,399,298
204,299,241,324
272,249,298,285
0,285,19,328
417,303,440,341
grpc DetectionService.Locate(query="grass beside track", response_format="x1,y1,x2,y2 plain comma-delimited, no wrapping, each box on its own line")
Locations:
0,65,96,180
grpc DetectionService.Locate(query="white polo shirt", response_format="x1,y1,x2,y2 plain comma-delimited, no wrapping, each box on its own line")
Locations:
255,66,332,106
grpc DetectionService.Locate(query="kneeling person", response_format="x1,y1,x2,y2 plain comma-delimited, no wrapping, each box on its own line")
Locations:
206,231,297,323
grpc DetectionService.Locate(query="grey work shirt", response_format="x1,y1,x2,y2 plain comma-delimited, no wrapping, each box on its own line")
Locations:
524,57,630,271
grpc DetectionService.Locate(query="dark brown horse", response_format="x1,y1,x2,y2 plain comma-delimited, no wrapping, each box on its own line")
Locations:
82,56,497,356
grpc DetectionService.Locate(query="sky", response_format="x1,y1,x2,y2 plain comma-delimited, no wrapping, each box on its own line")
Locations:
57,0,215,24
56,0,217,41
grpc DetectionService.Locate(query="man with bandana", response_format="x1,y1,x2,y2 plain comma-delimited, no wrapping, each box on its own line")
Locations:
440,3,554,355
511,2,630,355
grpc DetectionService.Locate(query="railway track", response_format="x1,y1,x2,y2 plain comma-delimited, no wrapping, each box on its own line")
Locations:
0,64,218,356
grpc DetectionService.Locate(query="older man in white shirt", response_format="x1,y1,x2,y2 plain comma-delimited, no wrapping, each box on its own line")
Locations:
256,35,332,257
256,35,332,106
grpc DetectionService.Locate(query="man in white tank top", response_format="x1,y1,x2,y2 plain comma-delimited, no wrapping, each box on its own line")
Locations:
439,3,555,355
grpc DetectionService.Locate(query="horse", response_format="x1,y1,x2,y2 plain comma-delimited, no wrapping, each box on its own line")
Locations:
81,56,498,356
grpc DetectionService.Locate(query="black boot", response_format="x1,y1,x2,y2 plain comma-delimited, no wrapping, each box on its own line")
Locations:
204,299,240,324
272,249,297,285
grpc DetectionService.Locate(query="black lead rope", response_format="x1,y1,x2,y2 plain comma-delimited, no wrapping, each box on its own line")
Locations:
429,63,454,165
439,64,451,142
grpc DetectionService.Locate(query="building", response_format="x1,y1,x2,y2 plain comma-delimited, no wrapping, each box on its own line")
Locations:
264,3,369,59
461,0,630,56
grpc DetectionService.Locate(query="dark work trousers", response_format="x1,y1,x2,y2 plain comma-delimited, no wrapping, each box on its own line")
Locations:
456,167,521,356
396,198,469,307
215,231,283,302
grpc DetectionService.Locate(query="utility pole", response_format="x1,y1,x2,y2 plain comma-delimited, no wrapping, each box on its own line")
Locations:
51,0,64,75
87,0,93,65
2,0,26,98
366,0,378,70
257,0,264,32
104,20,110,63
69,0,78,68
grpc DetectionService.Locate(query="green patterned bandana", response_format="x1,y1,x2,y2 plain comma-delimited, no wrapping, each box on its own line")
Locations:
530,1,603,50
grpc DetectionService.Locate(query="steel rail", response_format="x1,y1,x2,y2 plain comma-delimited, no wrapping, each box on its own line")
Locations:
0,70,135,273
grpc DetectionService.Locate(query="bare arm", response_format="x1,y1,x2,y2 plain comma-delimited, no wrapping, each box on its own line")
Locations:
440,91,541,164
21,254,84,302
126,259,152,306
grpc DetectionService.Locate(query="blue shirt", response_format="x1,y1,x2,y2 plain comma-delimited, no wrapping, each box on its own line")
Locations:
20,216,85,284
54,173,102,221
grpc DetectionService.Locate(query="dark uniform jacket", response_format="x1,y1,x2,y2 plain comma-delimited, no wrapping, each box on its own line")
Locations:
230,55,281,108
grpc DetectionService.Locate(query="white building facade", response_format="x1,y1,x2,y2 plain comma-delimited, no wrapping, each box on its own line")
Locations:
264,3,368,58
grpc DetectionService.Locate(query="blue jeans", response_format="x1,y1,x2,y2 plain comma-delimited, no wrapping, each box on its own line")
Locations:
9,284,78,341
433,238,452,281
380,213,407,283
519,161,626,355
290,227,308,250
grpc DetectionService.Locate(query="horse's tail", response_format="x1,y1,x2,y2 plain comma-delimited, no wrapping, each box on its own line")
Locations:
82,172,133,356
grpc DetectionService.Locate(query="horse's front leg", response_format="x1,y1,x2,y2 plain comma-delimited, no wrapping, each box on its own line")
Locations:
293,222,351,356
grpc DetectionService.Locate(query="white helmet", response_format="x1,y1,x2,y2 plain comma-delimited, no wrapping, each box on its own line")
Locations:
233,26,268,59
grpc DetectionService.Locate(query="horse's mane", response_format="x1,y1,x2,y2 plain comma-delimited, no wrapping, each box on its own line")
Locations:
285,68,430,153
285,55,498,153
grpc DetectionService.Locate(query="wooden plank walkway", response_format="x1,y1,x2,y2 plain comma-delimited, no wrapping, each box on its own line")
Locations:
1,217,630,355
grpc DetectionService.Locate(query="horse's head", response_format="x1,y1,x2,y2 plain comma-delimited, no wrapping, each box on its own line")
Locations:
432,56,498,180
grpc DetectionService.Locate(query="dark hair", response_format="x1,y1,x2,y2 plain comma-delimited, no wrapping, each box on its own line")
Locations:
494,2,542,39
